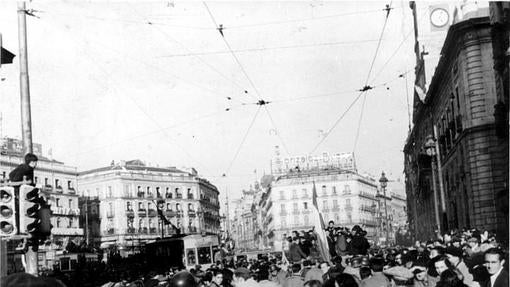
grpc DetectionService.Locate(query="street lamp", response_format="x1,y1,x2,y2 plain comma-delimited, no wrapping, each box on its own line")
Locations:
379,172,389,245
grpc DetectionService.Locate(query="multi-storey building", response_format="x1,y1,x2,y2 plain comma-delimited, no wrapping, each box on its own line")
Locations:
260,168,379,251
0,137,83,250
78,160,221,253
230,183,263,251
404,12,508,241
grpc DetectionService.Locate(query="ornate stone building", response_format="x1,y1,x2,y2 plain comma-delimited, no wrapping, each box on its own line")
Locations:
404,14,508,241
78,160,221,254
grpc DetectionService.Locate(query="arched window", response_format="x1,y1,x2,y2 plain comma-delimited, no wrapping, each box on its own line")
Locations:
176,203,181,211
166,203,172,210
188,203,194,211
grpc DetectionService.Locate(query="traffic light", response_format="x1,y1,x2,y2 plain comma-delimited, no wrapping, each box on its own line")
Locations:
0,186,17,236
19,185,52,246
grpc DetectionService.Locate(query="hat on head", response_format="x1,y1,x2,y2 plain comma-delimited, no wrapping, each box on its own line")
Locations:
234,267,251,276
445,246,463,258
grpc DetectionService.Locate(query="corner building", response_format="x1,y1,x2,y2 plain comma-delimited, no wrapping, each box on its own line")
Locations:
260,168,379,250
78,160,220,253
404,16,508,241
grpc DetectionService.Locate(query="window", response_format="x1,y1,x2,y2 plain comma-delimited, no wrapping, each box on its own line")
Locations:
323,200,328,210
333,200,338,209
281,218,287,228
292,190,297,199
107,186,112,198
302,189,308,197
68,218,74,228
166,203,172,210
346,198,351,205
332,186,337,194
45,178,49,186
56,198,60,207
156,187,161,198
322,185,327,195
139,219,144,228
279,190,285,199
56,218,61,228
344,185,351,194
68,180,73,189
148,202,153,210
2,172,5,179
55,179,60,188
127,202,132,211
34,176,38,184
303,202,308,209
188,203,194,211
293,202,298,211
176,203,180,211
304,215,309,225
280,204,286,211
109,203,113,213
187,188,193,199
138,202,144,210
147,186,151,196
166,187,172,198
68,199,73,208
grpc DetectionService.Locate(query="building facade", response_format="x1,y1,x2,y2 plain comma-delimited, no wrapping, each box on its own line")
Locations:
78,160,221,253
404,15,508,241
260,168,379,250
0,137,83,250
230,183,263,251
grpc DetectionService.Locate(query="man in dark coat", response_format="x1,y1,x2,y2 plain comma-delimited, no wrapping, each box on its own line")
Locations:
288,237,306,263
9,153,38,185
484,248,508,287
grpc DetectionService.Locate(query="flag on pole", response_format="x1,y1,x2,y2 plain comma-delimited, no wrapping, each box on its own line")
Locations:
312,181,331,263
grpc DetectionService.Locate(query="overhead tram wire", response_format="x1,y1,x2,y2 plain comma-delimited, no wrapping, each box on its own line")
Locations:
125,3,252,103
263,105,291,156
224,106,262,176
158,38,382,58
203,1,292,158
309,3,393,155
352,2,393,154
35,14,217,174
203,2,262,102
225,6,401,29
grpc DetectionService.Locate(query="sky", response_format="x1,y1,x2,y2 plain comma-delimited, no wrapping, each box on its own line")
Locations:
0,1,464,206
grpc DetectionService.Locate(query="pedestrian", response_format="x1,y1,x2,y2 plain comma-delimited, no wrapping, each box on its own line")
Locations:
257,266,280,287
288,237,307,263
445,247,474,287
483,248,508,287
361,257,391,287
283,264,305,287
436,270,467,287
304,260,324,283
9,153,38,184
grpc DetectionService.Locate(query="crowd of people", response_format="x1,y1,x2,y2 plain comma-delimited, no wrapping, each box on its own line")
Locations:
1,225,507,287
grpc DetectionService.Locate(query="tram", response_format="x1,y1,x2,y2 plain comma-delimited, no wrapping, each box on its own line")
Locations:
145,234,219,271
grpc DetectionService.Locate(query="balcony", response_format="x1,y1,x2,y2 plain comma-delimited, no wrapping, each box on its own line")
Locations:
188,210,196,217
345,205,353,211
127,227,136,234
332,206,340,212
147,192,154,198
165,210,177,217
301,194,309,199
138,209,147,217
42,185,53,192
302,210,311,214
148,209,157,217
68,187,76,194
188,226,197,233
138,227,148,234
165,193,173,199
279,211,288,216
55,186,63,193
106,211,114,218
176,194,183,199
137,192,145,198
187,194,194,200
292,209,300,215
105,228,115,235
126,210,135,217
149,227,157,234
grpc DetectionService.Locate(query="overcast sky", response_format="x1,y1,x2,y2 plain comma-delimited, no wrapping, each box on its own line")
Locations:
0,1,464,205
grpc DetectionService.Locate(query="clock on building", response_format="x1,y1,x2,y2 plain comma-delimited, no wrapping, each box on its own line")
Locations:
430,7,449,27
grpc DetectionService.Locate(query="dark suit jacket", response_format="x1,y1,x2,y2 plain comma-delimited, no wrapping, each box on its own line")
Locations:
288,242,306,262
486,269,509,287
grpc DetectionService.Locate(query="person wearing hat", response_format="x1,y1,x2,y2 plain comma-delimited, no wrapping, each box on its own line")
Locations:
233,267,257,287
446,246,474,287
169,271,198,287
343,256,362,285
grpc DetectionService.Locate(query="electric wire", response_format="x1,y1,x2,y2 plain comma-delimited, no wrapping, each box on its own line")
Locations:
225,106,261,175
158,38,382,58
126,3,251,103
263,105,290,156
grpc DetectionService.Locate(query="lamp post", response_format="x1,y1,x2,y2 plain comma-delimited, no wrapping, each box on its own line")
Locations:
425,135,442,235
379,172,389,244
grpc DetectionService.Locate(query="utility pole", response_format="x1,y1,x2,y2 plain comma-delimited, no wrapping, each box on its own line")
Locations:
18,1,37,275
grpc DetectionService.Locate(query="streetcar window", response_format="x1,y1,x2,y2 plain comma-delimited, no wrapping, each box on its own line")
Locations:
197,247,212,264
187,248,196,266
